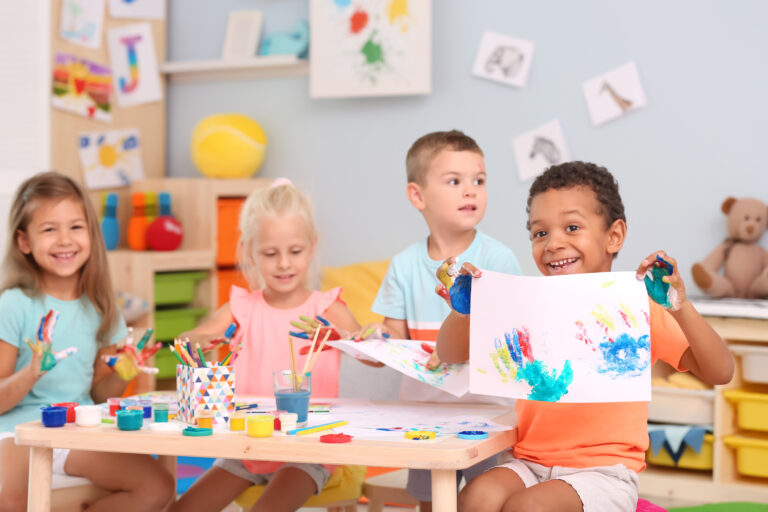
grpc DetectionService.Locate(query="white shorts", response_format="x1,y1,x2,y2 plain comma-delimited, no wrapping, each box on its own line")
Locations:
214,459,331,494
0,431,71,476
496,454,639,512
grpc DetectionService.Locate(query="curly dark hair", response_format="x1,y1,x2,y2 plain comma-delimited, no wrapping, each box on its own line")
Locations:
526,161,626,231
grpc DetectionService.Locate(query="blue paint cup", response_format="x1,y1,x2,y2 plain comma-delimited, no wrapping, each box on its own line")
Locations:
116,409,143,431
41,406,67,428
273,371,311,425
138,399,153,419
153,402,169,423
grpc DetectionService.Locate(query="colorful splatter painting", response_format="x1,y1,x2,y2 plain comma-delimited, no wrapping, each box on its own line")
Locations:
310,0,431,98
328,338,469,397
78,129,144,189
469,271,651,403
51,53,112,122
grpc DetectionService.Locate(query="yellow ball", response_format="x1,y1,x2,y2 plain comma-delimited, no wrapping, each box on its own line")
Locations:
191,114,267,178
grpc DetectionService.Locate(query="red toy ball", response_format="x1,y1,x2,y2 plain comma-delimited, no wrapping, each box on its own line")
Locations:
146,216,183,251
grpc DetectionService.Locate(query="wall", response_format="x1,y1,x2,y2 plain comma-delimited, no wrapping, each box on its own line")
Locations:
166,1,768,398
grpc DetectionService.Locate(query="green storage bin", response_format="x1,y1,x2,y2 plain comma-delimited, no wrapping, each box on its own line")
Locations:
154,346,178,379
153,307,207,341
154,271,208,306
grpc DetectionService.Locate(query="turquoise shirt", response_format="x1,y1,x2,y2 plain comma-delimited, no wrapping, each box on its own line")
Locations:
0,288,127,432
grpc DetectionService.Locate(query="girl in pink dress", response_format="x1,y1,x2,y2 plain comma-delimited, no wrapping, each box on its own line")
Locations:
173,180,376,512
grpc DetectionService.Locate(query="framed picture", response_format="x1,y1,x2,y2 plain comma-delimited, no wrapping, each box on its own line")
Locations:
222,10,264,59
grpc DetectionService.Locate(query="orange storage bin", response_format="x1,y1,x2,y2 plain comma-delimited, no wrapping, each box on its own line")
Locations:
217,198,246,267
218,268,249,307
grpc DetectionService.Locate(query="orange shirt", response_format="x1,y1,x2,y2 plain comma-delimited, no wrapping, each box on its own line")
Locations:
512,301,689,472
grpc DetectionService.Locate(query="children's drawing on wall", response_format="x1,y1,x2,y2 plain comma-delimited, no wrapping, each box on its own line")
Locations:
51,53,112,122
79,129,144,189
469,271,651,403
108,0,165,20
583,61,647,126
60,0,105,49
329,338,469,397
512,119,570,182
309,0,432,98
107,23,162,107
472,31,534,88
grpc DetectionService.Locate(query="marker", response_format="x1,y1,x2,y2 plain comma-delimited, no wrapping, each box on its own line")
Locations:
287,420,348,436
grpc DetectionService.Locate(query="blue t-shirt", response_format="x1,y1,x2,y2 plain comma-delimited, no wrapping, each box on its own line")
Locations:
372,231,522,402
0,288,127,432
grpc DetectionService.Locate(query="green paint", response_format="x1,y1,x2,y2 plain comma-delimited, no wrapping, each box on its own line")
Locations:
361,32,384,65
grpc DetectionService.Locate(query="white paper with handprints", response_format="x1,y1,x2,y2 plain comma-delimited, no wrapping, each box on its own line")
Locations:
328,339,470,397
470,271,651,403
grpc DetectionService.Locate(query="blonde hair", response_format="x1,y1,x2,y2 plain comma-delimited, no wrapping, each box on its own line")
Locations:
237,183,317,290
1,172,119,345
405,130,484,185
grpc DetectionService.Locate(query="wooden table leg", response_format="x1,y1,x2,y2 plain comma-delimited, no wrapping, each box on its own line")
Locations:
431,469,457,512
28,446,52,512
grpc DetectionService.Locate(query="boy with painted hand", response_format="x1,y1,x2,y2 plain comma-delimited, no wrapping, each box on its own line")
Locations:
436,161,734,512
372,130,522,510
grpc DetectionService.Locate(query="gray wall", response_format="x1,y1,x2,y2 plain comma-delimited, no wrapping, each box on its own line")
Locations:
167,1,768,399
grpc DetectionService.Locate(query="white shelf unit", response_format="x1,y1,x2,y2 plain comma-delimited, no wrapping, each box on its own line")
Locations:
160,55,309,84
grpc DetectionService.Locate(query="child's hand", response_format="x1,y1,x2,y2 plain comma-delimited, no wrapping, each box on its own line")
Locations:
353,323,391,342
25,343,46,379
636,251,686,311
425,351,442,371
103,329,160,381
434,257,481,315
289,315,345,342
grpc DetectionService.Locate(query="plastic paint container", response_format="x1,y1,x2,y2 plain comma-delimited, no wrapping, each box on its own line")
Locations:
120,398,138,411
278,412,298,432
229,412,246,431
50,402,78,423
153,403,169,423
116,409,143,431
41,406,67,428
246,415,274,438
107,397,121,417
196,408,215,429
138,399,153,419
74,405,102,427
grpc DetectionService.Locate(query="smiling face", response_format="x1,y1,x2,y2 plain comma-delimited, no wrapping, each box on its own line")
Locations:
16,197,91,295
408,149,487,234
528,186,626,276
254,214,316,301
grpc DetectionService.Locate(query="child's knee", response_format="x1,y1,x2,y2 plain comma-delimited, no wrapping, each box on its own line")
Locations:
0,488,27,512
458,474,505,512
138,466,175,508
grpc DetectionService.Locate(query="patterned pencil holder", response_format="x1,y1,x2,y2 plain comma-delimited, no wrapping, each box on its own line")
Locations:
176,364,236,425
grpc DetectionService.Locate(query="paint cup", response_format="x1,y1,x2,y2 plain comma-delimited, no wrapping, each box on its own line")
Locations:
229,411,246,431
116,409,143,431
120,398,138,410
246,414,274,438
74,405,102,427
138,399,153,419
195,408,215,429
153,402,169,423
273,371,311,426
50,402,78,423
278,412,298,433
40,406,67,428
107,397,121,417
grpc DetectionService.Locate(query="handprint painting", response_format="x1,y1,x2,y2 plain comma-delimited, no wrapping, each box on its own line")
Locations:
469,270,651,403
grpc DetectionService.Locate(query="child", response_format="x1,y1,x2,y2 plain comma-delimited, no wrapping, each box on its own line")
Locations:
436,161,734,512
172,180,368,512
372,130,522,510
0,172,174,512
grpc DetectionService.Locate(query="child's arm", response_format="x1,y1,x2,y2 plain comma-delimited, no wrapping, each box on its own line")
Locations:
322,302,385,367
637,251,734,385
182,303,235,338
435,261,482,364
382,317,408,340
0,340,44,415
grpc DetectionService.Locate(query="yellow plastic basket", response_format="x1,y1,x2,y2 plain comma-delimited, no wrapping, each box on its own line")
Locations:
646,433,714,470
723,390,768,432
724,434,768,478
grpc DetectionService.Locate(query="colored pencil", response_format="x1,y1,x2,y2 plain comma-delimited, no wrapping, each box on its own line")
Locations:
220,351,233,366
288,420,348,436
196,344,207,368
178,343,198,368
169,345,186,366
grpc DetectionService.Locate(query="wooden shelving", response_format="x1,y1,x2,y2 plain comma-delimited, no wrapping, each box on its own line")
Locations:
160,55,308,84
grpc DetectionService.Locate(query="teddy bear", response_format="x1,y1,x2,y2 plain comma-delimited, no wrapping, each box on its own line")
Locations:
691,197,768,298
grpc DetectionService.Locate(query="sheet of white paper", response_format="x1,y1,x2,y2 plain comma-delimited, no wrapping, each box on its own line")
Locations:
108,0,165,20
328,339,469,397
512,119,570,182
60,0,105,49
582,61,647,126
107,23,163,107
470,271,651,403
472,31,534,87
79,129,144,189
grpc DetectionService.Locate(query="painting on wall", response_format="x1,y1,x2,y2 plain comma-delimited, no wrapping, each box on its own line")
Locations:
583,61,647,126
107,23,163,107
79,129,144,189
60,0,105,49
469,271,651,403
309,0,432,98
108,0,165,20
51,52,112,122
512,119,570,182
472,31,534,88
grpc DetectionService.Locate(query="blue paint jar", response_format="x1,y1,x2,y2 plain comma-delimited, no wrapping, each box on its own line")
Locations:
41,406,67,428
116,409,143,431
138,399,153,419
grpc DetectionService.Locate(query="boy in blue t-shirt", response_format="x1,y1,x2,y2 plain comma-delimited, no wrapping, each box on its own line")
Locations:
372,130,522,509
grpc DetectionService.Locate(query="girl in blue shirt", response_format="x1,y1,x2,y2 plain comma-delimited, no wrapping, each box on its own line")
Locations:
0,172,174,511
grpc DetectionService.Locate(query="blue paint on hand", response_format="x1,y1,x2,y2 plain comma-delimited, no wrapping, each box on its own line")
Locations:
289,331,310,339
597,333,650,377
517,359,574,402
504,331,523,367
449,274,472,315
644,265,672,308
